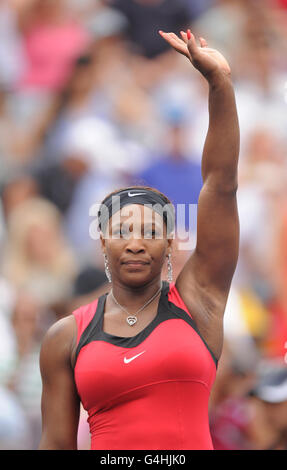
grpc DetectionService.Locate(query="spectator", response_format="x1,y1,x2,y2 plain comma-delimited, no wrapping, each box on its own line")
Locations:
209,341,258,450
0,277,17,387
17,0,91,92
1,173,39,219
0,1,26,90
1,197,76,309
109,0,194,58
67,265,109,312
248,363,287,449
5,0,91,161
0,385,33,450
133,121,203,232
9,291,54,448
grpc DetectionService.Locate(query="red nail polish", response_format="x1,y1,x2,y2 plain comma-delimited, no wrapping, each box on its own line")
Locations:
187,29,191,40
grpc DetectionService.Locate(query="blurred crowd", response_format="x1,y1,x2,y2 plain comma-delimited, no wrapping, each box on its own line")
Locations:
0,0,287,450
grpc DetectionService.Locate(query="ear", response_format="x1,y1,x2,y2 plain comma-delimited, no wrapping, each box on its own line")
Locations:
100,232,106,254
166,235,174,254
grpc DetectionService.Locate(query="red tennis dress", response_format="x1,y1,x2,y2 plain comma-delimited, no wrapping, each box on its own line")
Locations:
73,282,217,450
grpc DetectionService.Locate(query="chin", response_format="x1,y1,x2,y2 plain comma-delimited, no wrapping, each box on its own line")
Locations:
121,272,155,288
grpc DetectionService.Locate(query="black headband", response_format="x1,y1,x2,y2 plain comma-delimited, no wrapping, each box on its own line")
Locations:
98,188,175,235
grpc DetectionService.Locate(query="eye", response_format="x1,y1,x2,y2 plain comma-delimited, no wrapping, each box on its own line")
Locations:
144,228,158,239
121,224,131,236
111,227,121,237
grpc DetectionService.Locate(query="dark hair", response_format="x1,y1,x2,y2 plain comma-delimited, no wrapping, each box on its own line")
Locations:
99,185,174,235
100,185,172,206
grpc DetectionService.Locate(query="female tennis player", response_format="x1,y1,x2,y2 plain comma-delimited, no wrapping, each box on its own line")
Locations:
39,29,239,450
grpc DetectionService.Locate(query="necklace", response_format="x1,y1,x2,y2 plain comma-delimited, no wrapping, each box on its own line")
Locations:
110,283,162,326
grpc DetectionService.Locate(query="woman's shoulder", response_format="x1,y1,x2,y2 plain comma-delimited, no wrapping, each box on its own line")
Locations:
40,314,77,355
41,294,101,352
39,314,79,374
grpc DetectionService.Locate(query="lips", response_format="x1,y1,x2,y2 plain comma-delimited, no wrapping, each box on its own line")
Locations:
123,260,149,266
122,260,150,265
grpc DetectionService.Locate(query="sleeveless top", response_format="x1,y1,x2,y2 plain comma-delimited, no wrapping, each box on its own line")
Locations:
73,281,217,450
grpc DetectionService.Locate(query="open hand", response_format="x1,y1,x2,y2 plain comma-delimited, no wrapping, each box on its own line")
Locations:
159,29,231,81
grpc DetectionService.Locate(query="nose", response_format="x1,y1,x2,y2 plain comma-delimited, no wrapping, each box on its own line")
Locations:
125,236,146,254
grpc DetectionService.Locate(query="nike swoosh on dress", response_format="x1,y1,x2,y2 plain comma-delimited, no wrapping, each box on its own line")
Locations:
124,351,146,363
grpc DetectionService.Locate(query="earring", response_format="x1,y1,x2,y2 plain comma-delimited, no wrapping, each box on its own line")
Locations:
167,254,173,283
104,254,112,283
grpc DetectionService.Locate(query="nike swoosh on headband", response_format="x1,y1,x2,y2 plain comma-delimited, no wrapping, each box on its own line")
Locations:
128,192,146,197
124,351,146,363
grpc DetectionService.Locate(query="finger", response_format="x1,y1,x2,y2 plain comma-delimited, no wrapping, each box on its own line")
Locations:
159,31,184,46
180,30,188,44
169,32,187,49
168,32,182,43
199,37,208,48
185,29,199,56
158,31,188,56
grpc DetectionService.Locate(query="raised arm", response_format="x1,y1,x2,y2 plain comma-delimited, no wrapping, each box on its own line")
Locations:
39,315,80,450
159,30,240,358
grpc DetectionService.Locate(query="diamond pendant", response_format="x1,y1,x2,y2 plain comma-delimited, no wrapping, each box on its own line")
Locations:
126,315,137,326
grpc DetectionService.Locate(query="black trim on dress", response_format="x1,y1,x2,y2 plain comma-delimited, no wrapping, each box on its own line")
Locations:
74,281,218,367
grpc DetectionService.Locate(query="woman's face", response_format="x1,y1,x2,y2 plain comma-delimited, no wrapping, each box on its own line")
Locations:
25,223,59,265
101,204,173,287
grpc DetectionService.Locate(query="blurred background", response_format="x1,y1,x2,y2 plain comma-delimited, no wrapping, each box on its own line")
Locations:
0,0,287,450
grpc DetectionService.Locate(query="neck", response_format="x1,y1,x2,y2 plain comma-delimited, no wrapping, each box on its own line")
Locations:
109,278,163,309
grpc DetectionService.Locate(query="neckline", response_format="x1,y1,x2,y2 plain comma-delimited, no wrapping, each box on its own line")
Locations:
99,282,169,341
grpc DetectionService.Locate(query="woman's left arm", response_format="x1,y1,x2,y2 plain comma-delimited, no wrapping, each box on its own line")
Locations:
160,30,240,355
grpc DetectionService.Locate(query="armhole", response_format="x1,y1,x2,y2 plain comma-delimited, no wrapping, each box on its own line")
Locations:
73,298,99,347
168,282,193,319
168,283,219,368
